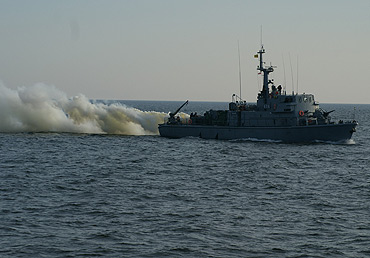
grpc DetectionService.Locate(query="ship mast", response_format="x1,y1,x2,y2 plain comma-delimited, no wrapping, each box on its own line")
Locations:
257,46,274,103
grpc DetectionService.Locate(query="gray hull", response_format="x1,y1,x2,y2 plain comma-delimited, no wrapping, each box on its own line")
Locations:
158,123,357,143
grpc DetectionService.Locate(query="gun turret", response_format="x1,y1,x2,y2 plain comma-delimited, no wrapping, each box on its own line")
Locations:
168,100,188,124
320,108,335,118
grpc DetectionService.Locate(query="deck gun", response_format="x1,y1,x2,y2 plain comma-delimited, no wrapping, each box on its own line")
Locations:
168,100,188,124
320,108,335,118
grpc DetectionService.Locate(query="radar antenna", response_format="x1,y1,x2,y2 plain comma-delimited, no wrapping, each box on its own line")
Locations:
238,40,242,100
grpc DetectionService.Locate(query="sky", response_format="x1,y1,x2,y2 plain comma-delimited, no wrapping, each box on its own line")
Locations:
0,0,369,103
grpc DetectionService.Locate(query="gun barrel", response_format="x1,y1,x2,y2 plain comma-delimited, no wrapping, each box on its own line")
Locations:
172,100,189,116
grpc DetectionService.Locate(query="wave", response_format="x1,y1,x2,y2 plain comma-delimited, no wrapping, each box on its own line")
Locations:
230,138,283,143
0,82,167,135
313,139,356,145
231,138,356,145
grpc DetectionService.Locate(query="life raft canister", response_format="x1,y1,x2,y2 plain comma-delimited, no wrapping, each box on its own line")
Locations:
299,110,304,116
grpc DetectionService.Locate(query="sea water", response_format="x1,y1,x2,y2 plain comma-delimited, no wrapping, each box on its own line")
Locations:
1,84,370,257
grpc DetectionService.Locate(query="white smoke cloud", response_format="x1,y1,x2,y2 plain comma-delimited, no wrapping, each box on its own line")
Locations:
0,82,167,135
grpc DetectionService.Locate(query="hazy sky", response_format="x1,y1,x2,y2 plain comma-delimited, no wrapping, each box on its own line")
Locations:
1,0,369,103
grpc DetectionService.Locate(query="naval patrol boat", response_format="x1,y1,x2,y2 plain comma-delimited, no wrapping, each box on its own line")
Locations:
158,45,358,143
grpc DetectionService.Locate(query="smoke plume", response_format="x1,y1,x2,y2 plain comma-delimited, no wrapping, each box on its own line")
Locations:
0,82,167,135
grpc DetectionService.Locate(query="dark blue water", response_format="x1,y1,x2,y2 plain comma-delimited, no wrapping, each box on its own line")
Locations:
1,101,370,258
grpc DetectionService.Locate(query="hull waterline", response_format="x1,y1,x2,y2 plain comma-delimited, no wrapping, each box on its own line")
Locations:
159,123,357,143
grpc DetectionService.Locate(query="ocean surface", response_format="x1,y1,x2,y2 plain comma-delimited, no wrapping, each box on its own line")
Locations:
1,99,370,257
